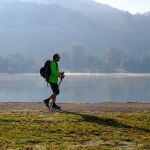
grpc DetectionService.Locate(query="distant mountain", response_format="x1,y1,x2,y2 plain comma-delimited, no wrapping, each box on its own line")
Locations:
0,0,150,59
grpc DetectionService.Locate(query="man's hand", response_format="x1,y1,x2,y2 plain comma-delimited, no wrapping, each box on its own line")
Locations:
59,72,65,80
60,72,65,75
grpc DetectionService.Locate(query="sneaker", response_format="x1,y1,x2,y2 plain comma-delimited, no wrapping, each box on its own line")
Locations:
52,103,61,109
43,98,50,108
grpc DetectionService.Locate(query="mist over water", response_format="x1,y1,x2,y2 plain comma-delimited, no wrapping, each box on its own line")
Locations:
0,73,149,103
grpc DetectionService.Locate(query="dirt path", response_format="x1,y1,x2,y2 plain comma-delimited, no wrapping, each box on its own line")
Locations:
0,102,150,112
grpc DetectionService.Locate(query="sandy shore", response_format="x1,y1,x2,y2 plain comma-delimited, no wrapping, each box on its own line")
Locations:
0,102,150,112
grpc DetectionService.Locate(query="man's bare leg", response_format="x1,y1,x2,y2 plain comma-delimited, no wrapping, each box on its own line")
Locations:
43,93,56,109
49,93,56,104
49,93,61,109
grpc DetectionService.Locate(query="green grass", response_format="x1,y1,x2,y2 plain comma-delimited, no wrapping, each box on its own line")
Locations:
0,111,150,150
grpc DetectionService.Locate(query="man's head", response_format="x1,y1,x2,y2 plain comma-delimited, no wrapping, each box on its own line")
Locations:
53,53,60,62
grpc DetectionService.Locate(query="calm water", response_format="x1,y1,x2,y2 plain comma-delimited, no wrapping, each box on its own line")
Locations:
0,73,150,103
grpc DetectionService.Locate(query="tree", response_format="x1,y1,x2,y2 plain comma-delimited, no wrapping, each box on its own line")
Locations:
103,46,123,72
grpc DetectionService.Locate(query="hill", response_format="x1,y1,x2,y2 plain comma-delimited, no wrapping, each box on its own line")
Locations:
0,0,150,72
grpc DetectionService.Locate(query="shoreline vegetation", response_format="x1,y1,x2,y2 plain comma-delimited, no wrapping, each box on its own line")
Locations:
1,48,150,74
0,102,150,149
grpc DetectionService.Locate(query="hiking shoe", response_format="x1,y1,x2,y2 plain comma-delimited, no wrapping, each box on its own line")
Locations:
52,104,61,109
43,98,50,108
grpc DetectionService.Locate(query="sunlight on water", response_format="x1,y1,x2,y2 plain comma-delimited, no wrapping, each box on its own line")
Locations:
65,73,150,77
0,73,150,77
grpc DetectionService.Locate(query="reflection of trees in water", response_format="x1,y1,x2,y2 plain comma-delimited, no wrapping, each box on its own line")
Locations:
0,74,150,102
100,76,150,101
0,76,39,91
0,75,47,101
62,76,91,101
62,75,150,102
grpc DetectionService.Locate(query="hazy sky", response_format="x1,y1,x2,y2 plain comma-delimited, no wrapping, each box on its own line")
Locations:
94,0,150,14
15,0,150,14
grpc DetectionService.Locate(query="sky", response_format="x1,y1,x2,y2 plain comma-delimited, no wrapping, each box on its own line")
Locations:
94,0,150,14
9,0,150,14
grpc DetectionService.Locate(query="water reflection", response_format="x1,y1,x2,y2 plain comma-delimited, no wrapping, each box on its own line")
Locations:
0,73,149,103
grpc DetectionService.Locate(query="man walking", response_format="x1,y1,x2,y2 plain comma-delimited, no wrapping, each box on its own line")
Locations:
43,53,64,109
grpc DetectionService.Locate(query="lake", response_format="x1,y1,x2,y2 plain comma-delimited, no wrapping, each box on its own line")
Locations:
0,73,150,103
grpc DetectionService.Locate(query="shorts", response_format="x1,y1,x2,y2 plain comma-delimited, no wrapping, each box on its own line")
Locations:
50,83,60,95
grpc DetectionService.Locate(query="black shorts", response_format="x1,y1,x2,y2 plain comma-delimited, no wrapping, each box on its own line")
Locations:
50,83,60,95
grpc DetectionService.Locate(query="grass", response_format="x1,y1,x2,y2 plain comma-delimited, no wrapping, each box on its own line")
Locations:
0,110,150,150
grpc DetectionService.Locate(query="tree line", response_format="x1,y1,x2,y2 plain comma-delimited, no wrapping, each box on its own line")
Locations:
0,54,38,73
60,44,150,73
0,46,150,73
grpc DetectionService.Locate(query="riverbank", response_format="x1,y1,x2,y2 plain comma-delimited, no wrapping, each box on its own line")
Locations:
0,102,150,112
0,102,150,149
